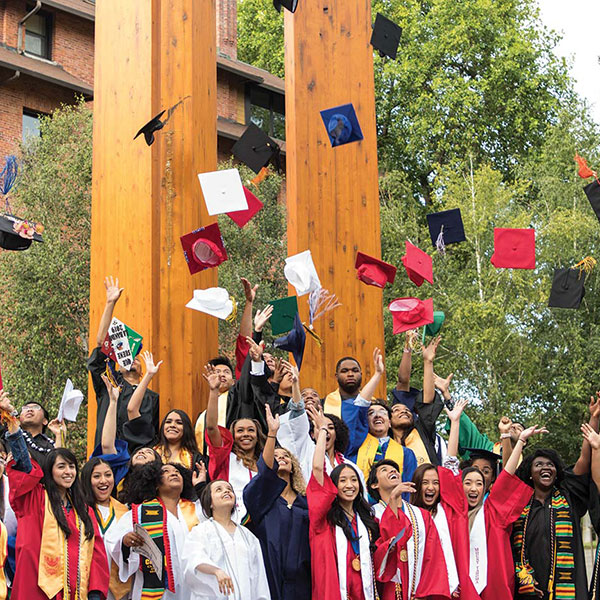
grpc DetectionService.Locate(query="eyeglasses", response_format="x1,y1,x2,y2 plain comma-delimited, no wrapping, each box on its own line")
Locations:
20,404,43,414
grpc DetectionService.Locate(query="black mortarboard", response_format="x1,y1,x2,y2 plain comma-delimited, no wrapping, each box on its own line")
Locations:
370,13,402,60
232,123,282,174
426,208,466,250
584,180,600,222
273,0,298,13
548,268,586,309
134,111,166,146
0,214,43,251
463,447,502,474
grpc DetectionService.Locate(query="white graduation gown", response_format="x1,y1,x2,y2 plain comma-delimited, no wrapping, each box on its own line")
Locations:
182,519,271,600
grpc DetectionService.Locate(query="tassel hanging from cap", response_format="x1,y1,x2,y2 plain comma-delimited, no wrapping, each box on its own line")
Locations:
574,153,600,183
305,288,341,346
573,256,597,279
249,167,270,188
225,296,238,323
0,155,18,197
104,360,121,390
435,225,446,256
302,323,323,347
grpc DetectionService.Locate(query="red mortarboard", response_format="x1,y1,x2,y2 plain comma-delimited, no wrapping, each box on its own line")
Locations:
388,297,434,334
180,222,228,275
402,241,433,286
355,252,397,288
490,228,535,270
227,186,264,228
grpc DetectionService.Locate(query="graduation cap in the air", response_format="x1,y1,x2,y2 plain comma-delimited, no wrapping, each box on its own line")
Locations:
180,222,228,275
186,287,236,320
227,186,264,228
133,99,186,146
422,311,445,343
232,123,282,174
198,168,248,216
268,296,299,336
320,104,364,147
462,447,502,474
0,213,44,251
355,251,397,288
388,297,434,335
402,241,433,287
490,228,535,270
426,208,466,252
274,312,306,369
273,0,298,13
548,267,586,309
284,250,321,296
584,180,600,223
370,13,402,60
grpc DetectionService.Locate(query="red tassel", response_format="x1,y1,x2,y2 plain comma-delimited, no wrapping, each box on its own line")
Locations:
575,153,597,179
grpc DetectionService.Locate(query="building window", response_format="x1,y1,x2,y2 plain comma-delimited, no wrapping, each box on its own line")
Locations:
246,85,285,140
22,110,44,141
25,10,52,59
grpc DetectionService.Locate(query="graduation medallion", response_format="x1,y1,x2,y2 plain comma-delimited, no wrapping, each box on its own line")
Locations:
399,549,408,563
352,556,361,571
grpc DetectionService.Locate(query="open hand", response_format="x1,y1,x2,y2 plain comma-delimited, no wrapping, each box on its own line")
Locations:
421,336,441,362
142,350,163,377
254,305,273,333
444,398,468,422
373,347,385,375
582,423,600,450
265,404,280,435
104,276,124,304
203,364,221,391
433,372,453,395
241,277,258,303
519,425,548,443
192,461,207,486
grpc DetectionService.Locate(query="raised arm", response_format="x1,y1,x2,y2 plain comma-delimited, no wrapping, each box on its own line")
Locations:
263,404,280,469
396,331,417,391
445,398,468,458
581,423,600,492
308,405,328,486
498,416,513,468
504,425,548,475
433,372,454,407
0,391,32,473
253,304,273,338
203,364,223,447
359,347,385,402
95,276,124,347
239,278,258,339
127,351,162,420
573,393,600,475
101,374,120,455
421,336,441,404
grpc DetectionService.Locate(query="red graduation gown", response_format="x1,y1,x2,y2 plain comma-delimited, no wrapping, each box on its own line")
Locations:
375,504,450,600
8,461,109,600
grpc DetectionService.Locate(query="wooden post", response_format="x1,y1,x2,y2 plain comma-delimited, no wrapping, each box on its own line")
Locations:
284,0,386,395
88,0,217,450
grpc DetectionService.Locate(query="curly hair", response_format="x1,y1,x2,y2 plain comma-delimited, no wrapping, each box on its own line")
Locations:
155,409,200,463
517,448,565,487
308,413,350,455
230,418,266,469
275,447,307,495
117,448,162,505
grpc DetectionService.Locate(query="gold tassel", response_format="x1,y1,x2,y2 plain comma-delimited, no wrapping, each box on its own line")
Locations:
302,323,323,347
225,296,238,323
573,256,597,279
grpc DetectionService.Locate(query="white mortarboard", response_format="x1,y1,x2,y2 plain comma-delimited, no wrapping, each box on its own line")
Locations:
284,250,321,296
197,168,248,216
186,287,234,320
57,378,84,422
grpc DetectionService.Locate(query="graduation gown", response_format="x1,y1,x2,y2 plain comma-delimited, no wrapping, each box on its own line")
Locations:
182,519,271,600
243,457,310,600
374,503,450,600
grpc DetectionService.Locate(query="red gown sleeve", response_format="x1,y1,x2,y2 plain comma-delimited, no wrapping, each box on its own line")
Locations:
235,334,249,379
373,505,412,584
206,425,234,481
7,460,44,517
307,473,338,534
486,470,532,528
86,508,110,598
416,511,451,599
438,466,466,514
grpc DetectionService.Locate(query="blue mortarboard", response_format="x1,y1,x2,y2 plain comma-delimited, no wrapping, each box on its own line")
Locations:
391,387,420,417
426,208,466,251
273,312,306,369
320,104,364,147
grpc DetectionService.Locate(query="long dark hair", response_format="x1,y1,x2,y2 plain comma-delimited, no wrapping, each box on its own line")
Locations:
42,448,95,540
200,479,235,519
517,448,565,487
80,457,114,506
410,463,439,510
118,447,162,504
125,460,197,505
309,413,350,455
230,418,266,469
327,463,379,551
156,409,200,461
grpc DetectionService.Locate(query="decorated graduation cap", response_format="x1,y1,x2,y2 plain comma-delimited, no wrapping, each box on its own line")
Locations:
273,0,298,13
402,241,433,287
426,208,465,253
227,186,264,228
101,317,143,371
284,250,321,296
186,287,236,321
422,311,445,343
274,312,306,369
320,103,364,147
268,296,299,335
388,297,434,335
370,13,402,60
490,228,535,270
198,168,248,216
180,222,228,275
355,251,397,288
232,123,282,174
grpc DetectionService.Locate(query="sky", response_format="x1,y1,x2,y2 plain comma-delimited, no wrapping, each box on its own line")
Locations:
537,0,600,124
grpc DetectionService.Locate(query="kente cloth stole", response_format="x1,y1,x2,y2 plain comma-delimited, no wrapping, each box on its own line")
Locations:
357,434,404,478
513,489,575,600
132,498,176,600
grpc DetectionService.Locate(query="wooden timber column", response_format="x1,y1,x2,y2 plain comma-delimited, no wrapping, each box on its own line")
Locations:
284,1,386,394
88,0,217,450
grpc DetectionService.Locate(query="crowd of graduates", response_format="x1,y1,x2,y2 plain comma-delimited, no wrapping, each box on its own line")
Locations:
0,275,599,600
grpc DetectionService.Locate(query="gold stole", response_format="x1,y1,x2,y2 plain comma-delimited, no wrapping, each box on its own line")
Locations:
356,434,405,480
107,498,133,600
0,521,7,600
38,491,95,600
404,429,430,466
178,499,200,531
154,446,193,469
323,389,342,417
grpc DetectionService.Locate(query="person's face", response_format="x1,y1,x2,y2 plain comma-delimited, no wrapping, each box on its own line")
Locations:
471,458,495,492
274,448,293,475
52,456,77,491
213,364,234,393
131,447,157,467
278,371,293,396
391,403,414,430
130,356,142,377
301,388,320,411
373,463,400,495
210,480,235,512
163,411,184,444
368,405,390,437
336,466,360,504
463,472,485,508
233,419,257,452
530,457,557,491
264,353,276,373
420,468,440,508
510,422,524,443
335,360,362,394
19,403,47,429
90,463,114,504
316,417,337,452
158,464,183,496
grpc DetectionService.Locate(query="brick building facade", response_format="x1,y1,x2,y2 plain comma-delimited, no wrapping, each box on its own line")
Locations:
0,0,285,161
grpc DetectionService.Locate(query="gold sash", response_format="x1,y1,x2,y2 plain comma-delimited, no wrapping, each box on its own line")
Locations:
108,498,133,600
323,389,342,417
0,521,7,600
38,491,95,600
195,392,229,450
403,428,430,466
356,434,405,480
154,446,193,469
178,499,200,531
